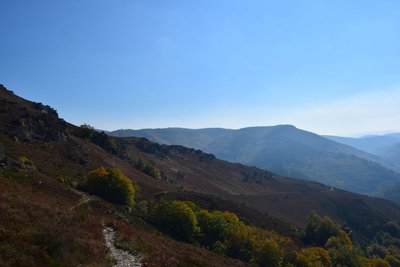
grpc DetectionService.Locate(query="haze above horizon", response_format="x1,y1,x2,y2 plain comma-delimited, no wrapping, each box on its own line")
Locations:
1,0,399,136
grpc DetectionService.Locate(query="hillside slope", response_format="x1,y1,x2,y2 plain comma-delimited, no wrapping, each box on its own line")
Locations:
325,134,400,155
326,134,400,170
110,126,400,196
2,84,400,265
0,85,251,266
377,142,400,170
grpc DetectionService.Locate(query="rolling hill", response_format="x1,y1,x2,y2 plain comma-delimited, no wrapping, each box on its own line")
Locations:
109,126,400,197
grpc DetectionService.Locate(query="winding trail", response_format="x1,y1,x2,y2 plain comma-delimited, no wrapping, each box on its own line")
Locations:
103,227,142,267
69,192,92,212
68,188,142,265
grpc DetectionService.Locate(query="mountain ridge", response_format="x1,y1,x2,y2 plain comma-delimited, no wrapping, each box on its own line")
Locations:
325,134,400,170
109,126,400,198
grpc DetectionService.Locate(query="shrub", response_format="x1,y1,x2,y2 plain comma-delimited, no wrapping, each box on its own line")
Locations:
84,167,135,206
18,156,36,170
79,124,118,154
304,211,341,246
326,231,365,267
79,123,95,140
251,239,284,267
296,247,332,267
196,209,240,248
135,200,148,218
152,200,199,243
135,158,161,179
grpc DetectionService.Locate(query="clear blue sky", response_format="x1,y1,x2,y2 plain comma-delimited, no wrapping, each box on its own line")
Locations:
1,0,399,135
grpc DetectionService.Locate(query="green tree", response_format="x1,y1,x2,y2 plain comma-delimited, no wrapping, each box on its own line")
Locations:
251,239,284,267
135,200,148,218
326,231,365,267
144,163,161,179
153,200,199,243
196,209,239,248
84,167,135,206
224,224,254,262
304,211,341,246
135,158,161,179
79,123,95,139
135,158,145,170
296,247,332,267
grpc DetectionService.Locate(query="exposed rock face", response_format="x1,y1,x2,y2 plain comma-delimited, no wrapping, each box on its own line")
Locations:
0,84,68,143
8,104,68,142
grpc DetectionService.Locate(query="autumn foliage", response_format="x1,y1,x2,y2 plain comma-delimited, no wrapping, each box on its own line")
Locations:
151,200,400,266
152,200,198,242
84,167,135,207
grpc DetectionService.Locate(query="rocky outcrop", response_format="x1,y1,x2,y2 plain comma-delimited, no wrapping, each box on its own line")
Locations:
8,104,68,142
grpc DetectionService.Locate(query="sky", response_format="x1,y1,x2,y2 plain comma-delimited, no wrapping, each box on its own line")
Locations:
0,0,399,136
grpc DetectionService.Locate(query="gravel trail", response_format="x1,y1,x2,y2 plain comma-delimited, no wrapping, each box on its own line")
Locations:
103,227,142,267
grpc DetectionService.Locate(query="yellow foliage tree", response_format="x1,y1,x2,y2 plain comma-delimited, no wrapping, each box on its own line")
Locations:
85,167,135,206
297,247,332,267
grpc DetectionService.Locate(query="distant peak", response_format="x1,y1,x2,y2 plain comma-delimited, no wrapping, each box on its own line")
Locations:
275,124,297,129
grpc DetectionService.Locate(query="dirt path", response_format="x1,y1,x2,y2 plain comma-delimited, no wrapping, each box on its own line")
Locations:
69,194,91,211
103,226,142,267
69,189,92,212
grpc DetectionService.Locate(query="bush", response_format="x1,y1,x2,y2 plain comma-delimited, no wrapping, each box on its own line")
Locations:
79,124,118,154
304,211,341,246
296,247,332,267
84,167,135,206
326,231,365,267
251,239,284,267
135,200,148,218
196,209,240,249
18,156,36,170
135,158,161,179
152,200,199,243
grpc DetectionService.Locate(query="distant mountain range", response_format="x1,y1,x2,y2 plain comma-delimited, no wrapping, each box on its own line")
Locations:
108,126,400,199
325,133,400,202
325,133,400,171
